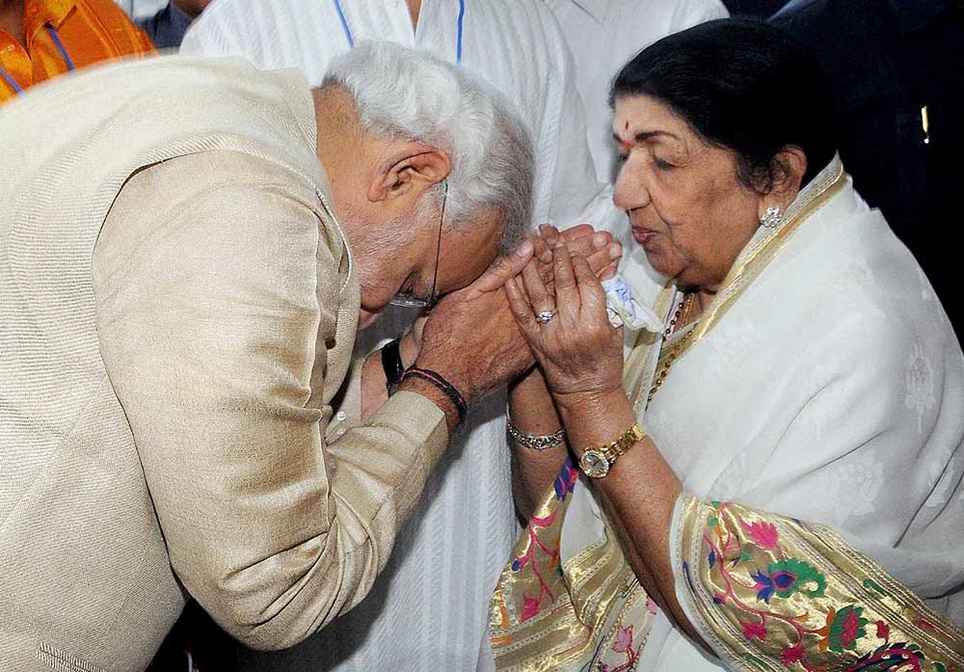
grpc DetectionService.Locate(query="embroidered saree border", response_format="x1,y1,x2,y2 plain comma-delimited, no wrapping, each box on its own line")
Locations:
675,495,964,672
489,459,643,671
489,287,677,671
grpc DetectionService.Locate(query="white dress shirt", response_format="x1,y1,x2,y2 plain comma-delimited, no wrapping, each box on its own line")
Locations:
547,0,729,182
180,2,600,670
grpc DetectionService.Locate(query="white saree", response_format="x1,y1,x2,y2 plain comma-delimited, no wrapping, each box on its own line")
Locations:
490,157,964,671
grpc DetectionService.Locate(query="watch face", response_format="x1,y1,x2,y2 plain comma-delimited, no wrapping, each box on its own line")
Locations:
580,450,610,478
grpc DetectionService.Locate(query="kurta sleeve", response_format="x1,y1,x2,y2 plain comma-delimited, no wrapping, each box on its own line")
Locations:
93,150,448,650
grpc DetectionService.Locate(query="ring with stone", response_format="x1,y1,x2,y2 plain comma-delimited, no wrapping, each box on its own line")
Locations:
535,310,556,325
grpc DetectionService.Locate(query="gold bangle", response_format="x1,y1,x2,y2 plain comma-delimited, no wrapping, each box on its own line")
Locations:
578,423,646,479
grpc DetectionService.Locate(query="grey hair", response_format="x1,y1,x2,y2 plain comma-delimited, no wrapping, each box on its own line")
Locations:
322,41,534,252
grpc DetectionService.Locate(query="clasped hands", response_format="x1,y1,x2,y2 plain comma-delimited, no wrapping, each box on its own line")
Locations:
413,223,626,411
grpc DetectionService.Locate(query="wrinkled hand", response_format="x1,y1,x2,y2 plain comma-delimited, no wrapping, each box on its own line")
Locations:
415,242,536,403
399,314,428,369
505,244,624,401
532,224,620,284
415,223,621,405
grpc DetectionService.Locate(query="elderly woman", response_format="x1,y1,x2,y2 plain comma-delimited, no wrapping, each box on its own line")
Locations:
489,19,964,672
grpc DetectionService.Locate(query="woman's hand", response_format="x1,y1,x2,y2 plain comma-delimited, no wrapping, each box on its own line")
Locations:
532,224,621,287
505,244,624,402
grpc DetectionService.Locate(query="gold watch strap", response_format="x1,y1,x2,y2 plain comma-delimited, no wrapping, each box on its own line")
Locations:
596,423,646,463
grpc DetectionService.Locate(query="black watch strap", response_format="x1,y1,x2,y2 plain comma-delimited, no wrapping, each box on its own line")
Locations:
381,338,406,394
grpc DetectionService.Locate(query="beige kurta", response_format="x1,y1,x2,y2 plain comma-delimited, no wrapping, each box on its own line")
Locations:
0,56,447,672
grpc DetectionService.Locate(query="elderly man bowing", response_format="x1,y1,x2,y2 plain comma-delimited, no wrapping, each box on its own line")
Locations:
0,43,616,671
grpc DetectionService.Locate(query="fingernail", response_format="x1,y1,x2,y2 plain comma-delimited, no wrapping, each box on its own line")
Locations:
609,243,622,258
515,240,533,257
593,233,608,248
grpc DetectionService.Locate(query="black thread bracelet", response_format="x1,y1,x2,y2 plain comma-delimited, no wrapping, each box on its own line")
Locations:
401,367,467,426
380,338,406,395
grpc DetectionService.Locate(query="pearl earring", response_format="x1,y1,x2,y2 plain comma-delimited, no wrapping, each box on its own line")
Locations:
759,205,782,229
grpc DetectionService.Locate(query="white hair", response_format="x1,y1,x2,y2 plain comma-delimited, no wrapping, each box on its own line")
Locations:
322,41,534,251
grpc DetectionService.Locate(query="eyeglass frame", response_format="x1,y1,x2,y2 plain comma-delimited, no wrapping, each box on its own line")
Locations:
390,180,448,309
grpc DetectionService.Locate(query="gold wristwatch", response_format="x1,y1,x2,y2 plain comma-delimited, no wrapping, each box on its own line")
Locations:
578,423,646,478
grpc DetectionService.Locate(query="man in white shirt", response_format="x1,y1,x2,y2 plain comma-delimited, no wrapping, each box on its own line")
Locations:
180,1,602,670
548,0,729,183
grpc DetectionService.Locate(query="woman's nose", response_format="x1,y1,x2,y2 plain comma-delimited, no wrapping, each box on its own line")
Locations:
612,161,650,212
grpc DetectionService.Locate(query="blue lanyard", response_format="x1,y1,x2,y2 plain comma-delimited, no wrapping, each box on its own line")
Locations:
333,0,465,65
45,24,76,71
0,66,22,94
0,23,75,96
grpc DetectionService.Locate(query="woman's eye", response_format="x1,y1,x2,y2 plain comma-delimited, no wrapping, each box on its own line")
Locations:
653,157,674,171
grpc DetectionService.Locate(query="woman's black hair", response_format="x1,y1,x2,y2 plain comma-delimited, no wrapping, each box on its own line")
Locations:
611,19,838,191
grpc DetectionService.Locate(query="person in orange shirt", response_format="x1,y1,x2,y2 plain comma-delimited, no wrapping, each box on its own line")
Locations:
0,0,153,104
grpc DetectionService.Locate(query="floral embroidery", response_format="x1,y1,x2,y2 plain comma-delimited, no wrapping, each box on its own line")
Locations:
849,641,926,671
596,624,641,672
741,519,779,550
905,342,937,435
751,559,827,603
508,458,577,622
553,459,578,501
741,620,768,641
816,605,869,652
520,595,541,622
692,501,963,672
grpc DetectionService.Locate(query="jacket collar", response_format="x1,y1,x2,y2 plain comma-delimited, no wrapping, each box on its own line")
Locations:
24,0,76,41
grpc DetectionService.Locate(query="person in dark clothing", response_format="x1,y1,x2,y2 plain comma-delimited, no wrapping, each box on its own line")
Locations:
771,0,964,336
137,0,211,49
721,0,786,16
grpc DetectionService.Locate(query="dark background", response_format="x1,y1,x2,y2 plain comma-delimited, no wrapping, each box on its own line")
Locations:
725,0,964,336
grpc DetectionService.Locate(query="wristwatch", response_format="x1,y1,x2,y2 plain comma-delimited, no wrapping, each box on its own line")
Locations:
381,338,406,395
578,423,646,478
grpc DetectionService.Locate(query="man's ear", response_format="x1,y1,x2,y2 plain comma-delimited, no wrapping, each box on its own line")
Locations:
367,144,451,203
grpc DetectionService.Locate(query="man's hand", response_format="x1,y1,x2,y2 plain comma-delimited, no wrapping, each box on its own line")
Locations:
413,241,536,406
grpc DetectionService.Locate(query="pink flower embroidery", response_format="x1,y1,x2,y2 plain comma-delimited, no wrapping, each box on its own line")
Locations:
840,609,862,647
741,620,768,641
520,595,540,622
613,625,634,653
780,643,805,666
875,620,890,641
741,520,779,550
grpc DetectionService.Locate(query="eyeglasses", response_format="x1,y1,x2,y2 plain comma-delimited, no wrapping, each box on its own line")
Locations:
390,180,447,310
